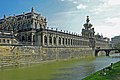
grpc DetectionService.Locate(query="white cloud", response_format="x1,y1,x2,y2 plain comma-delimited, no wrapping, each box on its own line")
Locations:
90,8,103,14
90,0,120,15
108,0,120,6
90,2,108,14
73,1,77,4
95,24,120,38
58,0,120,38
76,4,87,9
61,0,65,1
105,17,120,26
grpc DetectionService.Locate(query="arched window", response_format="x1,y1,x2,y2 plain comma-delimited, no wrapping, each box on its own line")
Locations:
22,36,25,41
59,37,61,45
28,36,31,42
44,35,47,45
71,39,73,45
62,38,64,45
68,39,70,45
66,38,67,45
49,36,52,44
7,40,10,43
3,39,5,43
54,37,56,45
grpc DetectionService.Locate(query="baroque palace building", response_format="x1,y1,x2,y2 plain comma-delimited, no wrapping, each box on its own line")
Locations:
0,7,109,50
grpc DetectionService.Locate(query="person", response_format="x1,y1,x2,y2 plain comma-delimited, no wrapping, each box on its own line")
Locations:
110,63,113,69
100,68,106,76
103,68,106,75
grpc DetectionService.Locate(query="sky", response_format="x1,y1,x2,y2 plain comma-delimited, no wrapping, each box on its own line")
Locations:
0,0,120,38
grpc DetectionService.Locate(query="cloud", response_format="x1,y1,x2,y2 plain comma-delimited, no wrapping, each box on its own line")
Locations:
76,4,87,9
90,2,108,14
73,1,77,4
90,0,120,14
90,8,103,14
107,0,120,6
95,24,120,38
57,0,120,38
105,17,120,26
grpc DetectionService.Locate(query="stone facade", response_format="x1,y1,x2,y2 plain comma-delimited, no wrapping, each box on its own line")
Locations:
0,8,109,59
0,7,47,45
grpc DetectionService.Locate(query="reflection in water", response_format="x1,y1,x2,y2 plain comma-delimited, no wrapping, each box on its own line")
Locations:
52,54,120,80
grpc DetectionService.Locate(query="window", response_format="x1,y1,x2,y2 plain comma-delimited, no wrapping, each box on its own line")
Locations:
22,36,25,41
28,36,31,42
68,39,70,45
59,37,61,45
49,36,52,44
3,39,5,43
44,36,47,45
7,40,10,43
66,38,67,45
71,39,73,45
62,38,64,45
35,22,37,29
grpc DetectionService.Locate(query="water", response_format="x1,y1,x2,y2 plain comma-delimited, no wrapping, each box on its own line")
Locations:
52,54,120,80
0,54,119,80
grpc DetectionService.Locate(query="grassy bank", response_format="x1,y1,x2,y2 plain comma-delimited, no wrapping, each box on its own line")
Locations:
83,61,120,80
0,57,94,80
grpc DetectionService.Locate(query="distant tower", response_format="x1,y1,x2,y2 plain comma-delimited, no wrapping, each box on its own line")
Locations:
31,7,34,12
82,16,95,38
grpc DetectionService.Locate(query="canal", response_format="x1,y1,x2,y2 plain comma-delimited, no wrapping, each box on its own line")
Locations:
52,54,120,80
0,54,119,80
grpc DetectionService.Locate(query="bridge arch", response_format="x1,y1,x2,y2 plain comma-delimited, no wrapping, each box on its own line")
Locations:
95,49,120,56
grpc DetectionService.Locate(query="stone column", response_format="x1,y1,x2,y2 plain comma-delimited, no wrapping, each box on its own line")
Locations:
52,36,54,46
60,37,62,46
26,33,28,42
69,38,71,46
61,37,63,46
31,33,34,45
42,33,44,46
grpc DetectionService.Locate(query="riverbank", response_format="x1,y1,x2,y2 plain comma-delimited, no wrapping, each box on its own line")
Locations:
83,61,120,80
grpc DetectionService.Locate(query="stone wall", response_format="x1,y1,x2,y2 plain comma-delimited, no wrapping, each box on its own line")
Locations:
0,46,94,68
40,47,94,60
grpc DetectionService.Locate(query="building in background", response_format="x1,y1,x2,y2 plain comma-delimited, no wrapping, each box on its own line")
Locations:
0,7,109,50
110,36,120,48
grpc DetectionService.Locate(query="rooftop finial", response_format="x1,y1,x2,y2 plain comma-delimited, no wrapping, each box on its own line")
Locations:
31,7,34,12
86,16,90,23
4,14,6,18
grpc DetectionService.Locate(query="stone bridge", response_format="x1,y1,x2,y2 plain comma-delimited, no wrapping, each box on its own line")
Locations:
95,48,120,56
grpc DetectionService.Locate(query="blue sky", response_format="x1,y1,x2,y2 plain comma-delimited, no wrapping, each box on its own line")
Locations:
0,0,120,38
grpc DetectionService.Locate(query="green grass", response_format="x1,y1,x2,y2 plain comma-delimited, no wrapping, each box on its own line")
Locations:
83,61,120,80
0,57,94,80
